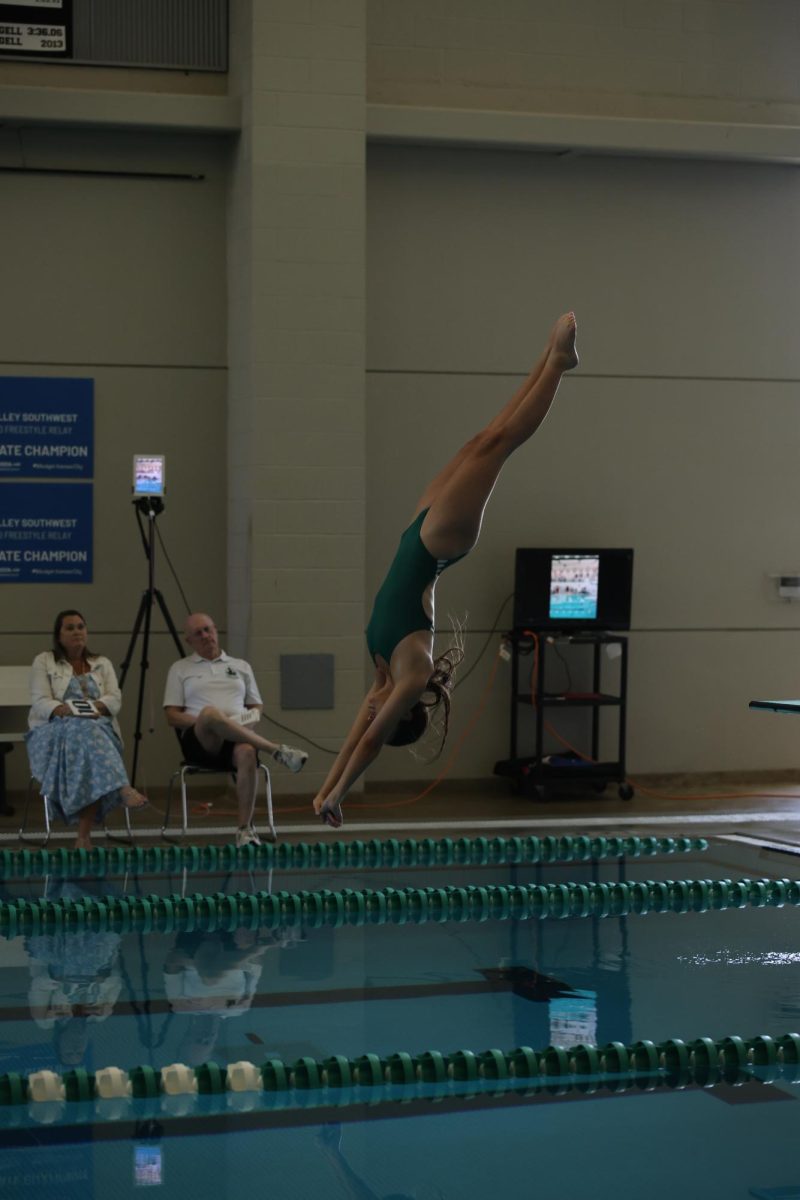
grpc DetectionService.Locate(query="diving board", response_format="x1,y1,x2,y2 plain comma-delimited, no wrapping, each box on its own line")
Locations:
749,699,800,714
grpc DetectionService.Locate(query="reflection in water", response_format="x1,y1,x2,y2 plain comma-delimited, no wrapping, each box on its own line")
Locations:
504,899,632,1051
164,926,297,1066
478,965,579,1001
316,1123,425,1200
25,881,122,1067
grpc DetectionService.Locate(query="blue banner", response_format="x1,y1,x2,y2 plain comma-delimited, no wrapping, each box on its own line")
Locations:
0,483,93,582
0,377,93,478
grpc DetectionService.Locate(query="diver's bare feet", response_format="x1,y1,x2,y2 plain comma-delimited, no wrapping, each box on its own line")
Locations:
121,786,148,809
75,835,92,850
549,312,579,371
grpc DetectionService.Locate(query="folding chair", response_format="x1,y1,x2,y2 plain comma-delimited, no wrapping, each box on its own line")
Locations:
19,777,134,847
162,758,276,844
18,777,51,847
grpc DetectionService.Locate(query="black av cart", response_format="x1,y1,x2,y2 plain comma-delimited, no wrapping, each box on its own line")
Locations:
494,630,633,801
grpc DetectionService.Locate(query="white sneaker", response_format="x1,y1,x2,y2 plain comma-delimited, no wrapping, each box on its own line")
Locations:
235,826,261,848
274,744,308,773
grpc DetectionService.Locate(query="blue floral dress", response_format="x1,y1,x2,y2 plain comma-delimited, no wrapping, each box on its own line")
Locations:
26,675,129,826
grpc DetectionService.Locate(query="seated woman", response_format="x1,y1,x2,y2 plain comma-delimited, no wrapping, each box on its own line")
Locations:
26,609,147,849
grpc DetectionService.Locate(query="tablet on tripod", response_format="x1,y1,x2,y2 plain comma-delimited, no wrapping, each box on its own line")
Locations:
132,454,165,498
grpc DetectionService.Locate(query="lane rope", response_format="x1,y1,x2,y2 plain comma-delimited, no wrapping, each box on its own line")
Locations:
5,1031,798,1114
0,832,708,881
0,870,790,940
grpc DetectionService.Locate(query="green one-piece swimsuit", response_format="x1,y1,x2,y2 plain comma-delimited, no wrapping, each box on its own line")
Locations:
365,509,466,665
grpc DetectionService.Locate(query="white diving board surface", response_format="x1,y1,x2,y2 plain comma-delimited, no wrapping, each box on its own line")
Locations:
749,699,800,714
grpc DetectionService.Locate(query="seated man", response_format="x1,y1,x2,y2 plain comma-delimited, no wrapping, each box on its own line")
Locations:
163,612,308,847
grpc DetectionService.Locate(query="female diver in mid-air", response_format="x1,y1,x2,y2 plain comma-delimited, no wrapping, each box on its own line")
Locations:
313,312,579,829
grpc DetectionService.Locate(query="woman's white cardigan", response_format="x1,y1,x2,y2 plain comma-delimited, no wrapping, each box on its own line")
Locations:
28,651,123,739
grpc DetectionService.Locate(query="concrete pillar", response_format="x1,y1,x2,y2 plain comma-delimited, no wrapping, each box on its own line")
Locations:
227,0,367,794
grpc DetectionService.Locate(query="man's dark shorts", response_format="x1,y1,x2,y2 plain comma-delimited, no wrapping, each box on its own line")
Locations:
179,725,236,771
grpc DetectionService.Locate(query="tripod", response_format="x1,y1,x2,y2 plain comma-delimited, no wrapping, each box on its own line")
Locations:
119,497,185,790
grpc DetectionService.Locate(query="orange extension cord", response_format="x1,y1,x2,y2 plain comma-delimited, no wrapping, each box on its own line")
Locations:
188,631,800,820
257,651,506,818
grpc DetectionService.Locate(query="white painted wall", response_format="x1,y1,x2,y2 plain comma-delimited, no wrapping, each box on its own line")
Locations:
367,0,800,127
0,128,228,793
366,144,800,777
3,0,800,799
225,0,367,800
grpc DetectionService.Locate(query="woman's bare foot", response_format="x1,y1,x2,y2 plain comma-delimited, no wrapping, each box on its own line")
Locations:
121,786,148,809
549,311,579,371
75,835,92,850
313,794,343,830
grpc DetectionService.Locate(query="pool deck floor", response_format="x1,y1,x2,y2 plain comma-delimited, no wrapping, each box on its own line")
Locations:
3,775,800,854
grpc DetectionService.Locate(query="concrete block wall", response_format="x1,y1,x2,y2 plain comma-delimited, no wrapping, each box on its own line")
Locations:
227,1,367,797
367,0,800,125
3,0,800,802
0,129,229,797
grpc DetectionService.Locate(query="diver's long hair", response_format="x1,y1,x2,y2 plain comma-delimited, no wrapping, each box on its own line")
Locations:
386,620,465,756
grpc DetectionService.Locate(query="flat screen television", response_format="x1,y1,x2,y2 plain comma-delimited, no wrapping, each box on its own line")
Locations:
513,548,633,632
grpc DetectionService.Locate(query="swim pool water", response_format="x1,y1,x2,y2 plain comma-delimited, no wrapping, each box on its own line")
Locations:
1,839,799,1199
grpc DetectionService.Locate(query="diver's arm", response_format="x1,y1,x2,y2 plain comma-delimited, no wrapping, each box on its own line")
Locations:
321,673,428,809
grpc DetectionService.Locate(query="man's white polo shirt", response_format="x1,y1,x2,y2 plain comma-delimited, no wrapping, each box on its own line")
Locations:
162,651,262,718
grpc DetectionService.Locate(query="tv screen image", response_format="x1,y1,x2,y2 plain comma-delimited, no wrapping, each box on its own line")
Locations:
513,547,633,632
548,554,599,622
